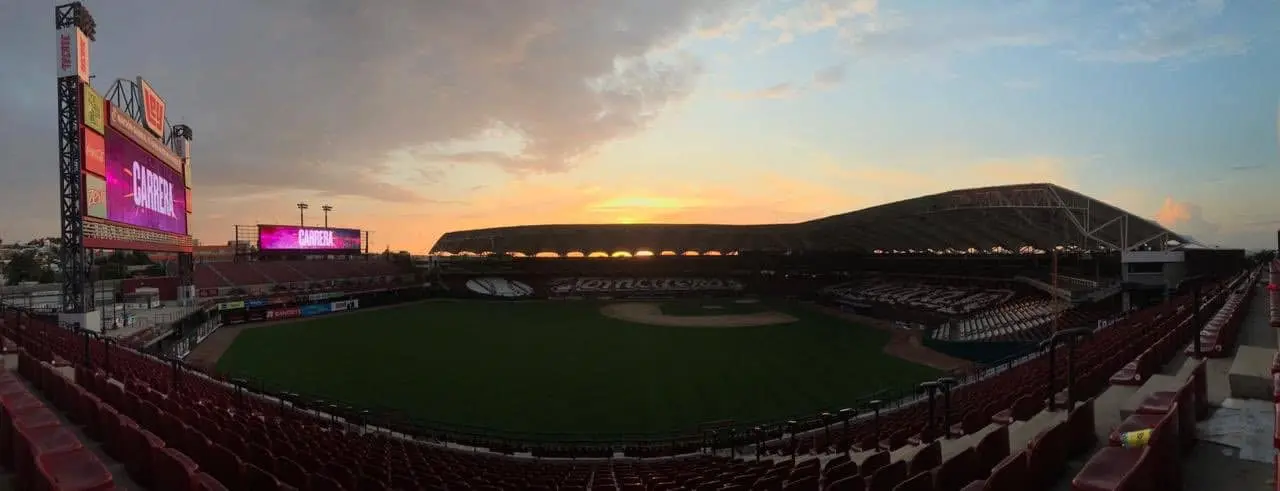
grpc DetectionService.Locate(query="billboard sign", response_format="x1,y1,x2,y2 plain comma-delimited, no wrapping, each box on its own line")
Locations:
83,85,105,134
329,299,359,312
257,225,362,252
84,174,106,219
83,128,105,176
56,27,89,81
300,304,331,317
105,128,188,235
138,77,166,138
266,307,300,320
107,101,182,172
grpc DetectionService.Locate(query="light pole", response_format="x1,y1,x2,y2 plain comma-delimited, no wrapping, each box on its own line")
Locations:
296,203,308,227
321,205,333,228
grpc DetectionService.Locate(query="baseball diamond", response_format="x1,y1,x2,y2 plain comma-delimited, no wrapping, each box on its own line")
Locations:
204,298,947,438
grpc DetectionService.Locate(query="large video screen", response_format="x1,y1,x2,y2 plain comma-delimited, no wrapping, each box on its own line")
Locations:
104,128,188,235
258,225,362,252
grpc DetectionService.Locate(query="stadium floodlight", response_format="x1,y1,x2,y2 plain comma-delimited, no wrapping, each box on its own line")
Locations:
296,202,309,227
321,205,333,228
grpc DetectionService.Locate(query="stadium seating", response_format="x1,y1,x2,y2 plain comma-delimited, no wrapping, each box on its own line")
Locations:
0,269,1250,490
196,260,408,297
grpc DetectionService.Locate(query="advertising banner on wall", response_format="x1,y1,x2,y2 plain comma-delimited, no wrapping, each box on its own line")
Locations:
137,77,166,138
83,128,105,176
300,304,331,317
245,299,268,309
258,225,362,252
218,301,245,310
83,85,105,134
329,299,359,312
104,128,188,235
56,27,89,81
84,174,106,219
266,307,300,320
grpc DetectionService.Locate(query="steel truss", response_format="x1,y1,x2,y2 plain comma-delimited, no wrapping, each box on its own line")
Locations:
56,3,93,314
927,185,1190,252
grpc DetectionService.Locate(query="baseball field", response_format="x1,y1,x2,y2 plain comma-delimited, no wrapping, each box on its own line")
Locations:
209,299,945,439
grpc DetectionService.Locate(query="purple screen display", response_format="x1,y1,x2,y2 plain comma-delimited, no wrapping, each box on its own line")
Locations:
258,225,362,251
104,129,188,235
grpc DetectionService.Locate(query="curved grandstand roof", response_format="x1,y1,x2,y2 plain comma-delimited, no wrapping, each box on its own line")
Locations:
430,183,1191,255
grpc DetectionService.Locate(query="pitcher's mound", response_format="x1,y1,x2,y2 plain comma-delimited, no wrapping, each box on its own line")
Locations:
600,303,797,328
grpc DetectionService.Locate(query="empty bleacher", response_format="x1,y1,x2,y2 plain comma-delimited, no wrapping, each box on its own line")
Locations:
194,260,410,298
0,267,1252,490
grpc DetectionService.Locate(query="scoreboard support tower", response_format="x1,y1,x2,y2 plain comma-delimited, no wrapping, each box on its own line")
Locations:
55,3,95,325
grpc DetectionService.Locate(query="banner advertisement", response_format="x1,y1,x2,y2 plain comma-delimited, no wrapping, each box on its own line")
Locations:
218,300,245,311
258,225,362,252
83,128,105,176
330,299,359,312
266,308,300,320
245,299,268,309
83,85,105,134
300,304,331,317
137,77,166,138
198,288,220,298
56,27,89,81
248,310,266,322
105,128,188,235
84,174,107,219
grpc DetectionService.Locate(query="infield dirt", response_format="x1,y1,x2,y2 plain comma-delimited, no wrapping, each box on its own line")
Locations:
598,302,797,327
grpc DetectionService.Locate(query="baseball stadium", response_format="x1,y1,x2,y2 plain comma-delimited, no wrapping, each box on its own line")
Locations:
2,3,1275,490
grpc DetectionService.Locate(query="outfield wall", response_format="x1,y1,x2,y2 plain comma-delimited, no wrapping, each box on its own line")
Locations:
445,275,761,300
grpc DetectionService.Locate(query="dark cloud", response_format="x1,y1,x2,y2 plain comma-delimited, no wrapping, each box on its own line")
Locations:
0,0,745,235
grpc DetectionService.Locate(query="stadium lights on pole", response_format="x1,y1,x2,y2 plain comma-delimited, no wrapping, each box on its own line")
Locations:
296,203,308,227
321,205,333,228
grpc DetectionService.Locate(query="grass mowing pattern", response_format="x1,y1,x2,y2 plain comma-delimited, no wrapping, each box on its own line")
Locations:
216,301,939,438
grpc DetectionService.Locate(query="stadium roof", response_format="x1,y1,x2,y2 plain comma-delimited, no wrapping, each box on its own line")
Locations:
430,183,1194,255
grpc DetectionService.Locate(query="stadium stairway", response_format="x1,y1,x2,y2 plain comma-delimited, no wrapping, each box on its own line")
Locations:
0,351,142,490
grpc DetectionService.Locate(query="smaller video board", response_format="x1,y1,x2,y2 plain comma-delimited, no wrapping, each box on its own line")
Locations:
258,225,362,253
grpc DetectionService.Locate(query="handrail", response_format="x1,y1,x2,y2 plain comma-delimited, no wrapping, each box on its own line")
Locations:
0,272,1241,457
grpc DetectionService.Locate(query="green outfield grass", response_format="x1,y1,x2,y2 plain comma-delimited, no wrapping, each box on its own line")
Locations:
216,300,939,439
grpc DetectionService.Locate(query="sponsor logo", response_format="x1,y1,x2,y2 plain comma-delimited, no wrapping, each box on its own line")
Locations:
83,129,105,176
266,308,300,320
547,277,745,295
465,278,535,298
138,78,166,138
218,301,245,310
130,160,177,218
298,229,334,248
245,299,268,308
83,85,105,134
300,304,331,317
84,174,107,219
330,299,359,312
57,27,89,81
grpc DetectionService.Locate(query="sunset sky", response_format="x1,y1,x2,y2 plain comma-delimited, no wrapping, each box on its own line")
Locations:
1,0,1278,251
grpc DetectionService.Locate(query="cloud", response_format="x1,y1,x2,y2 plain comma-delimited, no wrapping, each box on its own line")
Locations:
1155,197,1221,240
812,64,847,89
0,0,748,202
726,82,797,100
1071,0,1246,63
